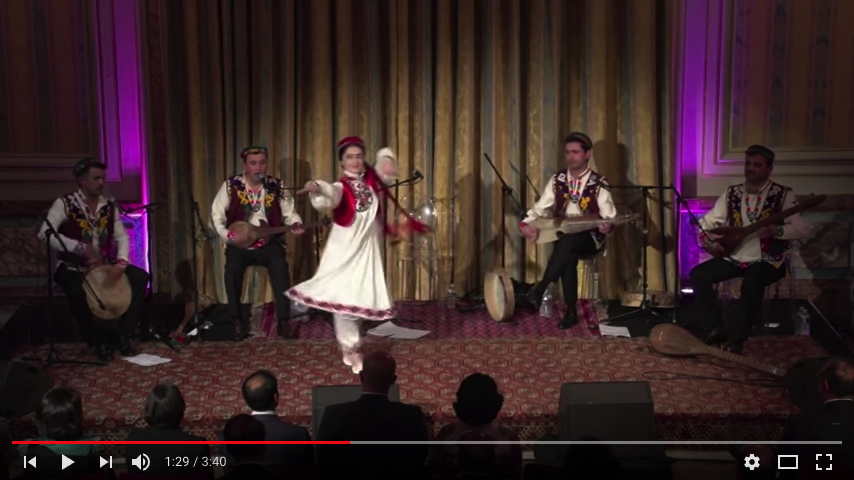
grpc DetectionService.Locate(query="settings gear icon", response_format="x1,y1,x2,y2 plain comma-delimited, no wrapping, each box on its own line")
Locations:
744,453,760,470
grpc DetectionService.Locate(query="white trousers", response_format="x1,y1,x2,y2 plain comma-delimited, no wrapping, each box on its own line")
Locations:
333,313,362,373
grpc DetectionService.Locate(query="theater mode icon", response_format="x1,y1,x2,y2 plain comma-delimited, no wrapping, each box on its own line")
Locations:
777,454,798,470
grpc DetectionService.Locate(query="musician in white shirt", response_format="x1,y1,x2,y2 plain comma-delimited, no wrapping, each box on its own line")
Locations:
37,158,149,361
690,145,812,353
210,146,304,340
519,132,617,329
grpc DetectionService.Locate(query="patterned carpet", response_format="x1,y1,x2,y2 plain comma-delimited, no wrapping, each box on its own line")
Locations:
9,300,827,448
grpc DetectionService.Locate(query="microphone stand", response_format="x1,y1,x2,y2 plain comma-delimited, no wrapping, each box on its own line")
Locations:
604,184,673,325
383,171,424,324
483,154,524,269
22,216,106,366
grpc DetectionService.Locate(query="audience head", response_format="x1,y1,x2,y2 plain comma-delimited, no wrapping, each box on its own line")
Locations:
359,351,397,394
826,357,854,398
37,387,83,441
143,383,186,429
453,373,504,427
242,370,279,412
223,414,265,460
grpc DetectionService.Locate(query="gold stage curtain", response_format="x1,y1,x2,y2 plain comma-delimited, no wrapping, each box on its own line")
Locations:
143,0,676,305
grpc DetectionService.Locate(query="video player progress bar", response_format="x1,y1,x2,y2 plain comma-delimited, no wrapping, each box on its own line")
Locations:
12,441,843,446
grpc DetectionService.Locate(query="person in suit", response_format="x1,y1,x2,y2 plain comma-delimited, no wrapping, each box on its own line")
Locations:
126,383,211,478
221,414,274,480
780,357,854,478
429,373,522,480
241,369,311,471
316,351,429,477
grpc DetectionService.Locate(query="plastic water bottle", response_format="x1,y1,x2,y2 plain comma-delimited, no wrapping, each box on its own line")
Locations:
794,306,811,336
539,288,554,318
445,284,457,312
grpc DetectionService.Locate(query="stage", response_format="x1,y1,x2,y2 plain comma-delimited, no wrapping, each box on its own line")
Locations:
7,300,827,448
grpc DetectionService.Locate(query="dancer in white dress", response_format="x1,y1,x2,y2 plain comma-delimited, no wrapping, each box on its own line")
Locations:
287,136,426,373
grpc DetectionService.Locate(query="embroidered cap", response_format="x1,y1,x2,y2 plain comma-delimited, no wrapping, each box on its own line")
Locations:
563,132,593,151
745,144,775,165
336,136,366,159
240,145,268,159
72,157,107,178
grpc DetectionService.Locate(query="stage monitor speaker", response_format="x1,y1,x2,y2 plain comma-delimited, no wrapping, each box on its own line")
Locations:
311,385,400,438
0,360,53,418
558,381,660,459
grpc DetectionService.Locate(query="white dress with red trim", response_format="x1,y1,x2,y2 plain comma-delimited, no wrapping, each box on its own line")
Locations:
286,170,394,320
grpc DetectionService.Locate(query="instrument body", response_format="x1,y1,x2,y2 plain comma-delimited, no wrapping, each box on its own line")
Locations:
227,220,292,249
703,194,825,258
528,213,638,244
483,270,515,322
84,263,132,320
649,324,784,376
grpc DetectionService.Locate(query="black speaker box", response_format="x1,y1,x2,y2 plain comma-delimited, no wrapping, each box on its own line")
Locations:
311,384,400,438
558,381,661,459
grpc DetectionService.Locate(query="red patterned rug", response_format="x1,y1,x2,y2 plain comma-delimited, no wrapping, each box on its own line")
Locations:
286,299,604,340
10,301,827,449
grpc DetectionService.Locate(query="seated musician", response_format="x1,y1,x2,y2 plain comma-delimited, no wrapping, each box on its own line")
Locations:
690,145,812,353
211,146,304,341
519,132,616,329
38,158,149,361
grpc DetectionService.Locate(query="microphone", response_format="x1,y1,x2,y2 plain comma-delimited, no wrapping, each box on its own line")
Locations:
412,170,423,180
254,173,266,183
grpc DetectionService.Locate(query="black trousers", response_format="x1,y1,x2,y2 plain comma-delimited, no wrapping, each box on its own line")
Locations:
689,258,786,344
224,242,291,326
533,232,599,309
54,263,149,347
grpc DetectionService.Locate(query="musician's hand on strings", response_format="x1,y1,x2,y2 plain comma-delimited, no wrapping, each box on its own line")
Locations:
519,222,539,241
598,222,614,234
290,223,306,235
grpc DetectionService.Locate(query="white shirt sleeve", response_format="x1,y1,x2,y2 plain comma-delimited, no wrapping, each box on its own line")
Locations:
113,204,129,262
374,147,398,185
596,182,617,219
309,180,344,211
37,198,87,255
779,189,813,240
522,176,556,224
699,191,728,231
210,181,231,242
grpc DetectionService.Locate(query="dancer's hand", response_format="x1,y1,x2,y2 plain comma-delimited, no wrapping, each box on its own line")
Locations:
519,222,539,241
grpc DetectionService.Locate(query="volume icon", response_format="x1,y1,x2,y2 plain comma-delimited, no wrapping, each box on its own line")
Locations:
131,453,150,471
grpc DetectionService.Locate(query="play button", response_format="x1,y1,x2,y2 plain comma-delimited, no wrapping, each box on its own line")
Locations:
61,454,74,470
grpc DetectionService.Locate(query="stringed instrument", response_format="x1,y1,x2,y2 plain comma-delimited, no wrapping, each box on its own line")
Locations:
703,194,825,258
227,219,330,249
649,324,785,377
527,213,639,244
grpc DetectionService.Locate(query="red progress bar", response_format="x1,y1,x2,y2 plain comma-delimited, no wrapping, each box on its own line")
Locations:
13,441,350,445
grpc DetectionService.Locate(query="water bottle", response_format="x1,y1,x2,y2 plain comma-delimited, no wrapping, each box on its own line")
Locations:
794,306,811,336
445,284,457,312
539,287,554,318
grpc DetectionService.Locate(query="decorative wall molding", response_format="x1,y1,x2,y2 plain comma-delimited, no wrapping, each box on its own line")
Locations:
677,0,854,197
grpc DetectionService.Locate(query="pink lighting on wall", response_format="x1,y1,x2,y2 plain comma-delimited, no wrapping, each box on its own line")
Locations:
92,0,149,271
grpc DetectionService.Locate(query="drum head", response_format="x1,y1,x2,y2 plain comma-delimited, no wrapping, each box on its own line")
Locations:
84,264,132,320
484,270,515,322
